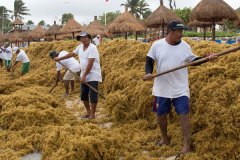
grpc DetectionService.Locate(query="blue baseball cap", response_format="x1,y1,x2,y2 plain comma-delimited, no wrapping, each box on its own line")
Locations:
167,20,188,30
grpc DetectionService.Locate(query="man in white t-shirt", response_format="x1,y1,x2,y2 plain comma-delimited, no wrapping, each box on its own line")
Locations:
54,32,102,119
4,43,12,72
143,20,216,154
11,47,30,76
49,50,81,96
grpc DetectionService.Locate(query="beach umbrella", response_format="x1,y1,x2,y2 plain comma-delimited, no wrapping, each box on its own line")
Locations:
146,0,182,38
190,0,238,41
85,16,109,37
45,21,61,40
60,19,82,38
108,6,145,40
8,31,22,46
29,25,46,41
20,28,31,46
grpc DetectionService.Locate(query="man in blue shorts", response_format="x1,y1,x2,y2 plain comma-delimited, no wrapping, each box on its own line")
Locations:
143,20,216,154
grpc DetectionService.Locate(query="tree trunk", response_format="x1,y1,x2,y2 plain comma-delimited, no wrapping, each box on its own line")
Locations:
203,26,206,40
162,23,164,38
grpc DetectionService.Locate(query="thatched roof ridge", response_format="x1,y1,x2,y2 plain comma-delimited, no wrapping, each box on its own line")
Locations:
108,8,145,33
60,19,82,33
29,25,46,39
13,18,24,25
190,0,238,22
146,0,182,28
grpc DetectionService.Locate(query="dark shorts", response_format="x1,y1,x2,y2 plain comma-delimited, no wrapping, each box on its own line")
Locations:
80,81,99,104
153,96,189,115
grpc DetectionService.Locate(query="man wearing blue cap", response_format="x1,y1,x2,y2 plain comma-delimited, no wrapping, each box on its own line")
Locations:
144,20,216,154
54,31,102,119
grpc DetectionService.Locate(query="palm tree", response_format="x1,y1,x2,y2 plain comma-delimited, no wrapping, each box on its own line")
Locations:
0,6,12,33
121,0,140,18
0,6,11,20
137,0,150,19
121,0,151,19
14,0,31,20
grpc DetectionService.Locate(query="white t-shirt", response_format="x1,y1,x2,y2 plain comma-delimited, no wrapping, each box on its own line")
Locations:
56,51,81,73
73,43,102,82
0,48,4,59
16,49,30,63
147,38,197,98
4,46,12,60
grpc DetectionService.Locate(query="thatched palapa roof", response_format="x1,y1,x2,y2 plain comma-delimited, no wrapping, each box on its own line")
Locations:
146,0,182,28
190,0,238,41
45,21,61,36
190,0,238,22
9,31,22,42
85,16,109,37
12,18,24,25
188,20,212,27
2,34,9,42
108,7,145,33
20,30,31,40
29,25,46,40
60,19,82,34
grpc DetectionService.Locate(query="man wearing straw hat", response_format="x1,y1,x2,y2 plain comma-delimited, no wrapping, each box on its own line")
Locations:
54,31,102,119
11,46,30,76
49,50,81,97
144,20,216,154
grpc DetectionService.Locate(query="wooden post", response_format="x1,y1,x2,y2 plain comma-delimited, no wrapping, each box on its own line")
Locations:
212,19,215,41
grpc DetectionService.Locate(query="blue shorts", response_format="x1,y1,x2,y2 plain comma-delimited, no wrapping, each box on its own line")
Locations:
153,96,189,115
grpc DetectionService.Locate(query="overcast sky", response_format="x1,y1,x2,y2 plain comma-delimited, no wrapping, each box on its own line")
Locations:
1,0,239,25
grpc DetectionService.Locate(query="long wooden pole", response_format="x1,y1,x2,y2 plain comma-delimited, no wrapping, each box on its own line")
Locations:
57,61,106,100
152,46,240,78
49,69,67,93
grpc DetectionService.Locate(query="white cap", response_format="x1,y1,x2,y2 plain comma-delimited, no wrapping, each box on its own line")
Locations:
13,46,19,53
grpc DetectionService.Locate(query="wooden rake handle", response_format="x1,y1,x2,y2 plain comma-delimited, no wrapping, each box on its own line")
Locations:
152,46,240,78
49,69,67,93
57,61,106,100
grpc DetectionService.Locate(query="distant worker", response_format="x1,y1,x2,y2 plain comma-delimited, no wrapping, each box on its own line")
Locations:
0,44,4,67
49,50,81,97
11,47,30,76
93,35,101,46
54,32,102,119
4,43,12,72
